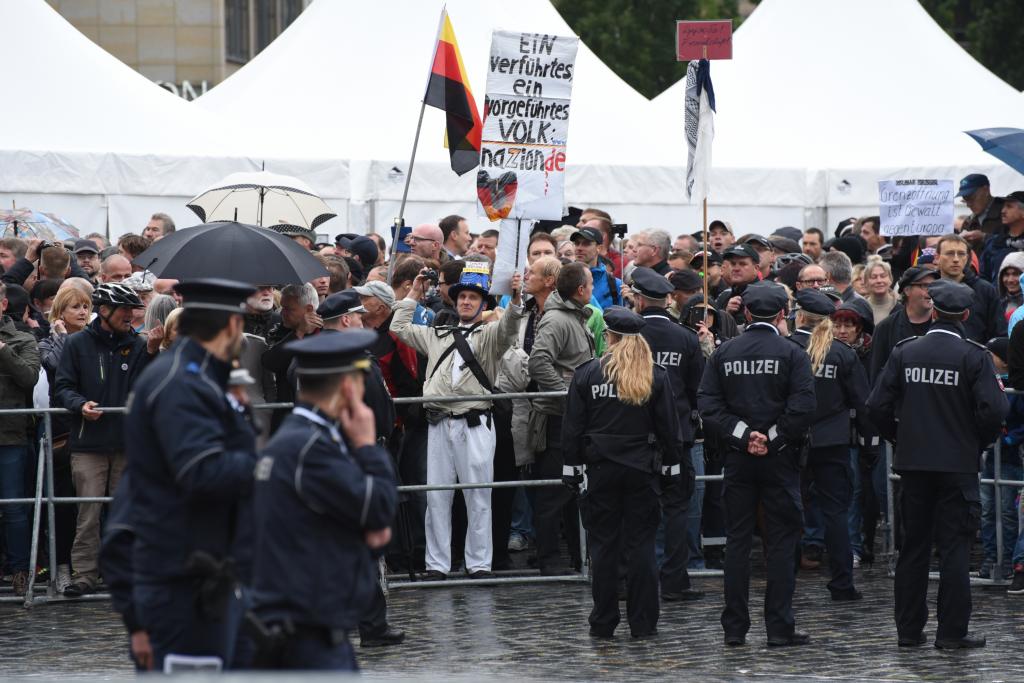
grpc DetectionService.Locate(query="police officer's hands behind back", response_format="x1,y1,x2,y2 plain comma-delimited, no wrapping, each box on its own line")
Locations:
747,431,768,457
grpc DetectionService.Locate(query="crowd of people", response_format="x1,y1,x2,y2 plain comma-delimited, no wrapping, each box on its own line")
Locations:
0,169,1021,664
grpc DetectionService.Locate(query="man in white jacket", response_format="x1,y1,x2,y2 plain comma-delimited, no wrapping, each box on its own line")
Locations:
391,263,523,579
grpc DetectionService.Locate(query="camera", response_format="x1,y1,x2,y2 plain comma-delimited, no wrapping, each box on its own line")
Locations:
421,268,439,286
611,223,628,238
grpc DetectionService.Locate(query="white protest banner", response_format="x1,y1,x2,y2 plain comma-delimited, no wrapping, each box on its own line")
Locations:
878,179,954,237
489,218,533,297
478,30,578,222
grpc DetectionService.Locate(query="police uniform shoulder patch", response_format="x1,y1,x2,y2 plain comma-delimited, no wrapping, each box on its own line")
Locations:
894,336,919,347
185,361,201,374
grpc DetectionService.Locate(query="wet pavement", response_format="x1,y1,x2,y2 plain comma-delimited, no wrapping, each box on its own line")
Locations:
2,564,1023,681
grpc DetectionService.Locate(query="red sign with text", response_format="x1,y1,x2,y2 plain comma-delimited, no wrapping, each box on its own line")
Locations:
676,20,733,60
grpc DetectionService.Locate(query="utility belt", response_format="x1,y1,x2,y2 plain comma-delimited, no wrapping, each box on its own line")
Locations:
245,613,350,667
426,408,492,429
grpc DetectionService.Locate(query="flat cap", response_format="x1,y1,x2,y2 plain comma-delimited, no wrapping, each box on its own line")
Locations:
928,279,973,315
669,269,702,292
897,265,938,293
742,281,789,317
603,305,645,336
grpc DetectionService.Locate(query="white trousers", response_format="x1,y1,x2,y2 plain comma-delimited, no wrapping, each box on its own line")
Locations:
425,417,495,573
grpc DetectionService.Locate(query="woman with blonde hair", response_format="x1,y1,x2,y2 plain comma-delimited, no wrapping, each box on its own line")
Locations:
863,256,897,324
561,306,685,639
790,289,870,601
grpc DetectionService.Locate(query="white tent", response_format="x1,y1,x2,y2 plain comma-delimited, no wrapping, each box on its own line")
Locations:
196,0,668,237
0,1,349,239
649,0,1024,234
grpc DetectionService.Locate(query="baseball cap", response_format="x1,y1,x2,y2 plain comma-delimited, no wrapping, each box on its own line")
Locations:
73,239,99,255
353,280,396,307
708,219,732,234
1004,190,1024,206
722,244,760,261
956,173,990,198
570,227,603,244
690,250,722,267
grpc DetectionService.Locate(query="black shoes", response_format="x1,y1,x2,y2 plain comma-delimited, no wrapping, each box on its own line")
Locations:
360,627,406,648
724,633,746,646
767,630,811,647
830,588,864,602
897,632,927,647
63,581,93,598
540,565,576,577
663,589,705,602
589,627,614,639
416,570,447,581
934,633,986,649
630,629,657,639
467,570,493,579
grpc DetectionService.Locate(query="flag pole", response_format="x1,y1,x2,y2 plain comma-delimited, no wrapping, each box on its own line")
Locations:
389,99,427,283
701,44,709,325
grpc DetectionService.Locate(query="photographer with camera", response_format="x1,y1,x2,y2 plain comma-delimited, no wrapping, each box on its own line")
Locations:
2,238,89,289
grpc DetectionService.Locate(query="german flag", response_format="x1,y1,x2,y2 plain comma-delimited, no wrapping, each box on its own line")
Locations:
423,10,481,176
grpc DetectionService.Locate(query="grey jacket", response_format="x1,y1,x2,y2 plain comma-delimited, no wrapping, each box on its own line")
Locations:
527,291,595,417
391,297,523,415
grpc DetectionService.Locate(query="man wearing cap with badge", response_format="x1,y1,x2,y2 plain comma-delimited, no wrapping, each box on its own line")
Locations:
391,262,523,579
690,250,726,299
123,278,260,671
957,174,1004,253
250,331,398,670
572,226,622,309
867,279,1008,649
73,239,101,283
562,306,684,638
630,267,705,602
715,243,762,329
698,281,817,647
871,266,938,381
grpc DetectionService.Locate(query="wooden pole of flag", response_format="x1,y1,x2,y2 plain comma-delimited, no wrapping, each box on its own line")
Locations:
701,44,709,325
388,100,428,283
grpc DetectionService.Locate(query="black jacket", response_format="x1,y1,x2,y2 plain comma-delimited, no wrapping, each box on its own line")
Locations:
957,271,1005,343
866,322,1007,473
54,318,153,453
789,330,870,448
869,307,931,382
99,473,139,633
562,358,682,473
697,323,816,455
639,307,704,444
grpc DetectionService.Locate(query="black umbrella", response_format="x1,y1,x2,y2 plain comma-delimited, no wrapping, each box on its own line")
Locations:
132,221,328,285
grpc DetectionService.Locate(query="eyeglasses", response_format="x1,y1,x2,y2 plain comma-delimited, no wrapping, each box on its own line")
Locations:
406,236,437,243
798,278,827,285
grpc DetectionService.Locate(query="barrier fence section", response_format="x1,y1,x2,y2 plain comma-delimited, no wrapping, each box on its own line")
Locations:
0,391,725,608
882,387,1024,585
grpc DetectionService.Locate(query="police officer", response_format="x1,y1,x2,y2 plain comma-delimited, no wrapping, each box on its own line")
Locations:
867,279,1007,649
630,267,705,601
790,289,869,601
125,278,260,671
562,307,684,639
316,289,404,648
697,281,817,647
250,332,398,670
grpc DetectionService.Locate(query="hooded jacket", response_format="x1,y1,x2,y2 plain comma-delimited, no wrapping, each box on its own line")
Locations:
0,316,40,446
528,291,596,417
996,251,1024,320
54,317,153,453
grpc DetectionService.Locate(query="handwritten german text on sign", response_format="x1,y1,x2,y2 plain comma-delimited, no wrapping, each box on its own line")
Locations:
879,179,955,236
478,31,578,221
676,21,733,61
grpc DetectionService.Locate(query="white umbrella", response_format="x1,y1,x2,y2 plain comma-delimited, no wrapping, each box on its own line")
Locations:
186,171,337,229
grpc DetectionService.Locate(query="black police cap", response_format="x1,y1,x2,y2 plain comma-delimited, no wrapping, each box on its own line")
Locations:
285,328,378,375
795,288,836,316
603,305,646,336
669,269,702,292
630,267,674,299
175,278,256,313
742,281,789,317
317,289,366,320
928,279,973,315
722,243,760,262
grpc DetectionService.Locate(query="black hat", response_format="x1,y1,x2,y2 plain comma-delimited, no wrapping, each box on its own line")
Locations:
630,267,674,299
834,297,875,335
603,305,645,335
73,239,98,255
767,235,801,254
897,265,938,293
669,269,702,292
722,243,760,262
772,226,803,243
986,336,1010,363
741,235,772,251
335,232,359,245
830,235,866,264
317,289,366,320
286,328,378,375
1004,190,1024,206
349,236,379,266
928,279,973,315
742,281,789,317
690,250,722,267
795,288,836,316
175,278,256,313
570,227,603,244
819,285,843,304
956,173,990,198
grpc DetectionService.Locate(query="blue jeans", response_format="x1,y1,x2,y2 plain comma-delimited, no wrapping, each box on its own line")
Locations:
686,444,706,569
980,445,1022,568
0,445,30,572
510,486,534,539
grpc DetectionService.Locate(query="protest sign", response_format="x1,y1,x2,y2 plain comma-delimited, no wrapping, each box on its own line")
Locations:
878,179,954,236
489,218,533,296
478,30,578,222
676,21,732,61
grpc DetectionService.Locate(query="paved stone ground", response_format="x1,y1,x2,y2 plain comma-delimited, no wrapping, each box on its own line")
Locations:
1,564,1023,681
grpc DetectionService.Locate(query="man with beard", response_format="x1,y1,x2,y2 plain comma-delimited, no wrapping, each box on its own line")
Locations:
244,285,280,339
122,279,260,670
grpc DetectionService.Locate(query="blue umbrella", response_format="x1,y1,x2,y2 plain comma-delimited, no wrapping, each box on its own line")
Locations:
0,207,80,241
965,128,1024,174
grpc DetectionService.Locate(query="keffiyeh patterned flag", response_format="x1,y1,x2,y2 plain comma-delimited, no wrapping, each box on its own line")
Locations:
684,59,716,202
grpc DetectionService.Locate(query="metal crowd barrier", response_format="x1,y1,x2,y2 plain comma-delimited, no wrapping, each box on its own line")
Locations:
882,387,1024,585
0,391,724,609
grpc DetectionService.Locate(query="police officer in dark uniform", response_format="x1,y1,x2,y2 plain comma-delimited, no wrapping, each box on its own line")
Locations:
630,267,705,601
125,278,260,671
697,281,817,647
867,279,1007,649
562,307,683,639
250,332,398,670
790,289,870,601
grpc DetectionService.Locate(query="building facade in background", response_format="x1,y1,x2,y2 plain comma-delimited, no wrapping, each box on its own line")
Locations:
47,0,309,99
